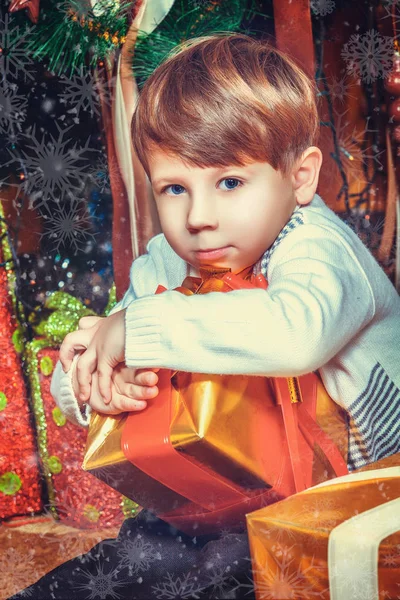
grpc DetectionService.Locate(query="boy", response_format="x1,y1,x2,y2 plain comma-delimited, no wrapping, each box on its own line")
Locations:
12,32,400,599
57,33,399,473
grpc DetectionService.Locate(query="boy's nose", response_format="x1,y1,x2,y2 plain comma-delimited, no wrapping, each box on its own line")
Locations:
186,196,219,231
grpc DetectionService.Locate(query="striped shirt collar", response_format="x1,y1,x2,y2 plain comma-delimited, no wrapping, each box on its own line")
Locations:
253,202,305,277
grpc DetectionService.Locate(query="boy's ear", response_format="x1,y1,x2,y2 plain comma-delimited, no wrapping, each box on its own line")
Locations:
291,146,323,206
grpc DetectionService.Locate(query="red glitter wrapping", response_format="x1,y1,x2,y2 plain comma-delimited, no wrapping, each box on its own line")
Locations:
38,348,125,530
0,268,43,520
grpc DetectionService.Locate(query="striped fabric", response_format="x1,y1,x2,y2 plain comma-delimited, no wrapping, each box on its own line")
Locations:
347,362,400,471
259,206,304,276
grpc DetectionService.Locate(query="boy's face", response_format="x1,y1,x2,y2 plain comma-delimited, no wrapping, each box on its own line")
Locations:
148,149,302,274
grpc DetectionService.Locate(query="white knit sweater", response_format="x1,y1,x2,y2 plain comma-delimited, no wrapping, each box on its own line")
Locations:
51,193,400,470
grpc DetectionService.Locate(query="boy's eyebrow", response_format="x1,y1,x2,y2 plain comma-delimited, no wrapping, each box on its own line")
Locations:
152,165,252,187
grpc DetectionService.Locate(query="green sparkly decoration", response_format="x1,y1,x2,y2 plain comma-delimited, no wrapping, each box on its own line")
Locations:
0,201,26,332
52,407,67,427
31,291,96,345
104,282,117,316
47,456,63,475
0,392,7,411
40,355,54,376
0,472,22,495
83,504,101,522
12,328,24,354
25,339,59,517
121,496,141,519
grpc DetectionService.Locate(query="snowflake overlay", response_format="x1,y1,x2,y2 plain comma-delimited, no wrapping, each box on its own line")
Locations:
151,572,205,599
61,0,95,20
60,68,103,118
73,561,128,600
341,29,395,84
0,82,27,133
91,151,121,195
329,553,377,600
202,565,241,598
116,533,162,576
326,108,384,188
325,73,357,106
251,550,328,600
0,546,38,597
40,200,97,255
5,124,95,209
0,11,35,81
380,0,400,28
189,0,214,8
310,0,336,17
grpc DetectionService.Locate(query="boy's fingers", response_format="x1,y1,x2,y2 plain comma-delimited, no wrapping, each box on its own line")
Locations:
78,316,103,330
90,393,148,415
59,330,90,372
115,379,159,400
113,365,137,384
135,370,159,386
111,393,148,413
97,362,114,404
114,367,160,387
90,375,148,414
76,350,97,403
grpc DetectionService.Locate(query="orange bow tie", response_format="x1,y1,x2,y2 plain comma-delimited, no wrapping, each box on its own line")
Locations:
156,265,268,296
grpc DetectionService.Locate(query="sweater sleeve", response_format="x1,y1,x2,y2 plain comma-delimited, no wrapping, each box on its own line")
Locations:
125,225,376,376
49,233,185,427
50,354,92,427
50,273,140,427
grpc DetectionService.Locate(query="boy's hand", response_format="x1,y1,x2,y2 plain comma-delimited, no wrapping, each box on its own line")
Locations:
60,316,104,373
75,310,126,403
110,365,160,412
71,360,160,414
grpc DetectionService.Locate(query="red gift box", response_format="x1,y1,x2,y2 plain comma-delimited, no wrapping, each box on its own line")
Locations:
84,267,349,535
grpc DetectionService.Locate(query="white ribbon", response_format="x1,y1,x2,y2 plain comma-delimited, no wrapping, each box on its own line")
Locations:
113,0,176,257
308,467,400,600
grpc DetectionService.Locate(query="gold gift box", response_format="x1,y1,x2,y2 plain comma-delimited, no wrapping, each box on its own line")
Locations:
169,370,349,489
82,368,349,516
82,409,192,515
83,266,349,523
246,452,400,600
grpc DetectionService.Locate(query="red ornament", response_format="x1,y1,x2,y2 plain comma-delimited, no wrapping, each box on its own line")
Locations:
393,124,400,143
9,0,40,24
385,53,400,95
388,97,400,123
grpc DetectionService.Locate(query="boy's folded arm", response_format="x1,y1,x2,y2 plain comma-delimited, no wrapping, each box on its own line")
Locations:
124,229,376,377
48,242,163,426
50,291,137,427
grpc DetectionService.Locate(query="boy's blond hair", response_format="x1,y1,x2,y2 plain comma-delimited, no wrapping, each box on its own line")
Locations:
131,32,321,180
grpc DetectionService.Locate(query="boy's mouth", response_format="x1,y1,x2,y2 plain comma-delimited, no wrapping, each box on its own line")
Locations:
195,246,230,260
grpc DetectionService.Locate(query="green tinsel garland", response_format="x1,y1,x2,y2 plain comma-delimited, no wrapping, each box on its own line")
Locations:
131,0,272,86
22,0,131,74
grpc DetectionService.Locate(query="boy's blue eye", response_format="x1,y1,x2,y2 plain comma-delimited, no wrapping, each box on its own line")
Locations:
161,178,243,195
222,178,242,191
